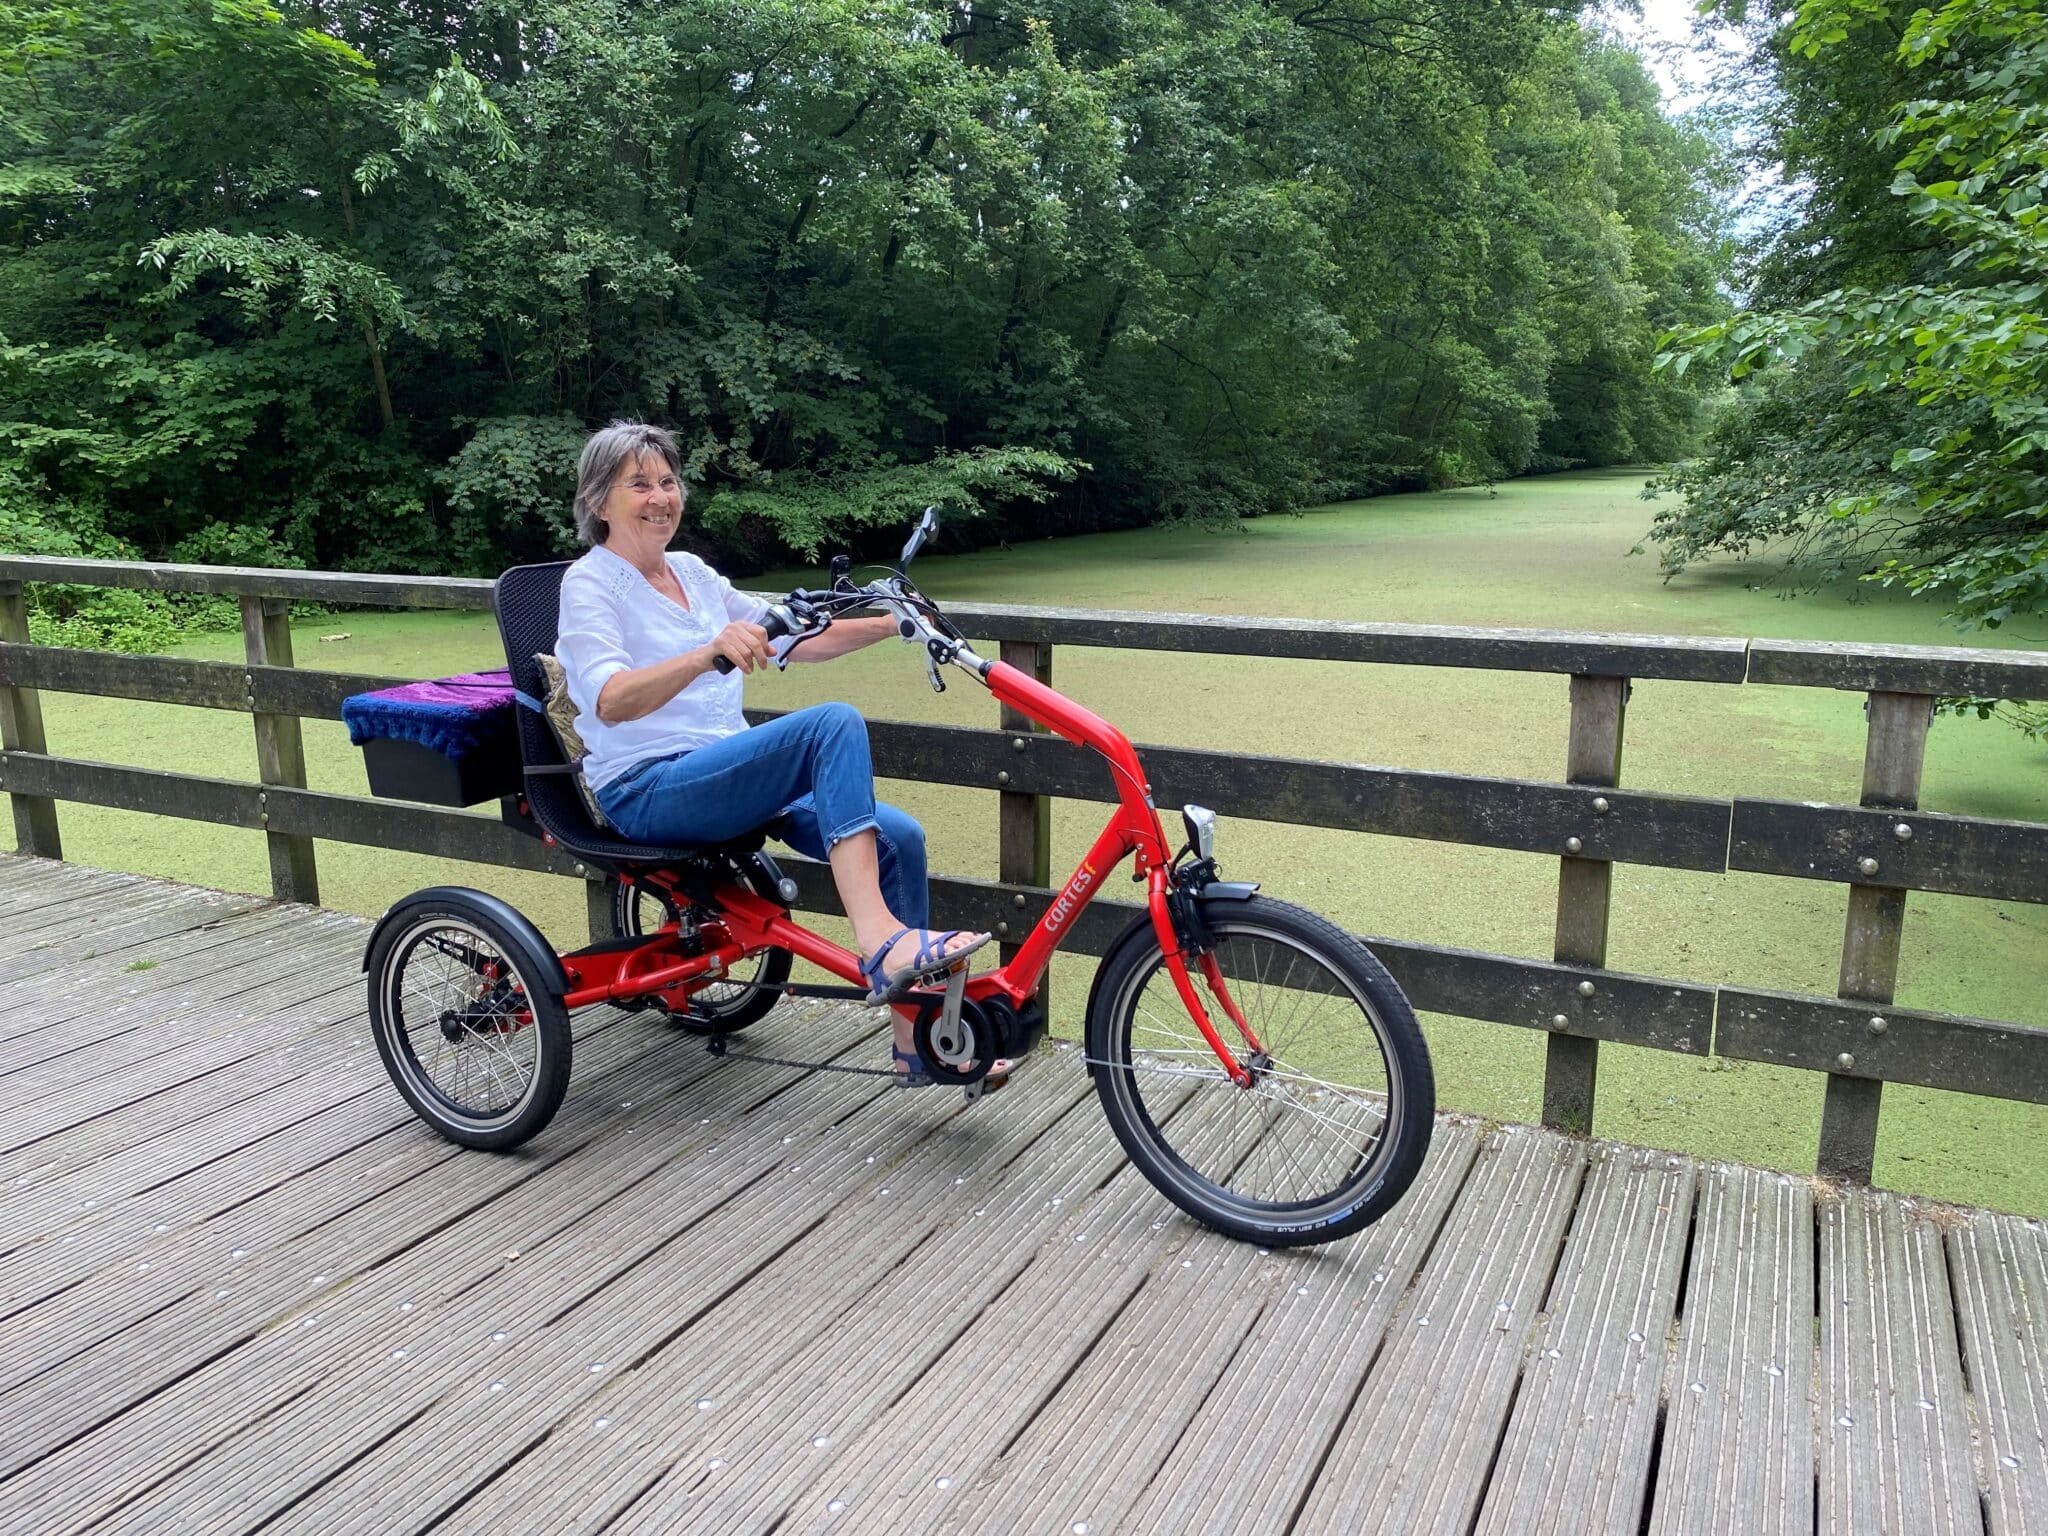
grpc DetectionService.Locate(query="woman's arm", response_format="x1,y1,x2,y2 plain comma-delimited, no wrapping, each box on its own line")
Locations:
594,620,771,723
785,614,898,664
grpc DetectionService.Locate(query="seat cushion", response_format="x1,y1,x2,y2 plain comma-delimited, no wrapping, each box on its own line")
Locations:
533,652,612,830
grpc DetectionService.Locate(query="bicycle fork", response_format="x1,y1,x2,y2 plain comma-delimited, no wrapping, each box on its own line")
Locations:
1146,870,1264,1087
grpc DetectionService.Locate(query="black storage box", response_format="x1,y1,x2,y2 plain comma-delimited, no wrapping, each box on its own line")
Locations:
342,669,524,808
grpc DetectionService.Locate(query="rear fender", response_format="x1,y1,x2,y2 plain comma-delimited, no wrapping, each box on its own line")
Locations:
362,885,571,999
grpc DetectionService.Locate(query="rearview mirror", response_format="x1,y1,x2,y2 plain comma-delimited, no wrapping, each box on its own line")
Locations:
899,506,940,570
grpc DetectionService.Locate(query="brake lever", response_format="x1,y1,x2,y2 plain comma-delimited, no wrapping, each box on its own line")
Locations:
773,620,827,670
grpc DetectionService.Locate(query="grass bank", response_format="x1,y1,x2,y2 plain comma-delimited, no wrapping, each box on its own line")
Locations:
21,469,2048,1212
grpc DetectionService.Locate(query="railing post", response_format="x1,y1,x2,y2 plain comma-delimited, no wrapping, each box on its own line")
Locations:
240,595,319,904
0,580,62,858
585,870,617,945
1544,673,1627,1134
998,639,1053,1006
1818,690,1931,1182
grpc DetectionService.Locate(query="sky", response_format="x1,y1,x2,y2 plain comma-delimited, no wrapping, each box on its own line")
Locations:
1596,0,1746,113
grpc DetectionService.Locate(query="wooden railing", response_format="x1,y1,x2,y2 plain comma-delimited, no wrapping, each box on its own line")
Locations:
3,554,2046,1184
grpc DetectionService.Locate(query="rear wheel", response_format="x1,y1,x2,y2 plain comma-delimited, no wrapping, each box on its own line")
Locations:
367,896,571,1150
612,879,789,1033
1086,894,1432,1246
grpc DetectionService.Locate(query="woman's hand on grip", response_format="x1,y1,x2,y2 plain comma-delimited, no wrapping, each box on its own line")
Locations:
708,620,772,674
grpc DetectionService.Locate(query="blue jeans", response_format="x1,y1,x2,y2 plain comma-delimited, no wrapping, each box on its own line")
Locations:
594,702,930,929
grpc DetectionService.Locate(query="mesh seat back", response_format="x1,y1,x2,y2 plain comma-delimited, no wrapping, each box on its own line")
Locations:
493,560,755,868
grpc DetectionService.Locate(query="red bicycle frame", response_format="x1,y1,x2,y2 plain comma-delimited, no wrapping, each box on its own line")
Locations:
554,660,1258,1085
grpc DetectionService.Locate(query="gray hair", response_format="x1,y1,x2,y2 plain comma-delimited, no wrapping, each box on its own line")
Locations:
573,420,685,545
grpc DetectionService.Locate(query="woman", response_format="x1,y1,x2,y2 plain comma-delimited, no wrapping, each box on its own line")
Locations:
554,421,999,1086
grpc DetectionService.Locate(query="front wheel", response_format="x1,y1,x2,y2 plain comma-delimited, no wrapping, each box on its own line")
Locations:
367,894,572,1150
1086,894,1433,1247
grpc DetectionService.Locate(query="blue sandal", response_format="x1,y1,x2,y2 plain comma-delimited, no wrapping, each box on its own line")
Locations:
892,1044,1013,1092
858,927,994,1005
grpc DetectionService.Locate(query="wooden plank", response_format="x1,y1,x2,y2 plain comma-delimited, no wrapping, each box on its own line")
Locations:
1474,1144,1697,1536
0,582,60,858
1112,1125,1484,1536
462,1055,1137,1533
948,602,1753,682
1,1008,887,1516
1946,1209,2048,1536
0,901,316,1040
0,1007,638,1306
757,1097,1263,1536
0,555,500,610
1821,691,1932,1183
820,711,1735,872
0,1009,658,1368
0,641,401,717
0,889,266,991
1546,673,1627,1133
0,558,1755,679
1716,987,2048,1105
1646,1164,1815,1536
61,1038,911,1536
278,1067,1097,1535
249,593,319,903
1748,638,2048,701
0,753,583,876
1817,1188,1980,1536
1291,1125,1588,1535
1731,798,2048,905
1,702,1733,875
996,639,1052,998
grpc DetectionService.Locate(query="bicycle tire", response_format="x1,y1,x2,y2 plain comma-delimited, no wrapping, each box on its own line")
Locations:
1086,894,1433,1246
367,894,572,1150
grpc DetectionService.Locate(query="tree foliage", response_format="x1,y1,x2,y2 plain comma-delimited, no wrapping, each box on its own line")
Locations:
0,0,1730,592
1651,0,2047,630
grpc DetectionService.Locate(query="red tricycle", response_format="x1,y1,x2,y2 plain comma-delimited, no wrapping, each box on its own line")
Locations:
361,512,1433,1246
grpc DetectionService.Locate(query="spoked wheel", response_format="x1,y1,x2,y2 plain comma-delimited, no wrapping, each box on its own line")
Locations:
1086,894,1433,1247
612,879,790,1034
367,897,571,1150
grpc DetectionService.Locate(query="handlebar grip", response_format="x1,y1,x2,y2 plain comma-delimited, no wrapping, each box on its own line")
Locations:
711,606,793,674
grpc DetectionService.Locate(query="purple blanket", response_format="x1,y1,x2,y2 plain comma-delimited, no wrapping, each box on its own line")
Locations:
342,669,519,761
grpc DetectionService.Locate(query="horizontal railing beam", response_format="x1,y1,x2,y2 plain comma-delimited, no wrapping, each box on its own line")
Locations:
1747,638,2048,700
0,556,1745,681
690,826,1716,1050
1717,986,2048,1104
852,713,1734,872
1730,798,2048,906
0,746,1715,1054
0,647,1735,871
0,752,582,878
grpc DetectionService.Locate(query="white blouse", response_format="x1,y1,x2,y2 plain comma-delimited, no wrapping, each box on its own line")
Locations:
554,545,785,792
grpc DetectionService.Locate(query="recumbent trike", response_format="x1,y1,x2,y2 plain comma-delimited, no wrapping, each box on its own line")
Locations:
354,511,1433,1246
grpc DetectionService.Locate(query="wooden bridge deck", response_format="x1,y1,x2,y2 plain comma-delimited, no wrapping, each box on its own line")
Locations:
0,854,2041,1536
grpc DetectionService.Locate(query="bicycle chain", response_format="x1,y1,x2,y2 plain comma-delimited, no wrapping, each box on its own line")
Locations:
701,1035,896,1078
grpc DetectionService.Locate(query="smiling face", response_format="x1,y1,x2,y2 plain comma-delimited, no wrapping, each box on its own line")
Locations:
600,452,685,561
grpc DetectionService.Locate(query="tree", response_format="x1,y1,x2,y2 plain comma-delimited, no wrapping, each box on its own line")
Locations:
1652,0,2047,631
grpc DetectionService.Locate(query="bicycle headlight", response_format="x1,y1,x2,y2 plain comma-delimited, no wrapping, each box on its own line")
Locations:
1181,804,1217,862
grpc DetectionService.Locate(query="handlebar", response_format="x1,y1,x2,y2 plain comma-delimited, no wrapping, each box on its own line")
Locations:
708,601,801,675
706,511,984,688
